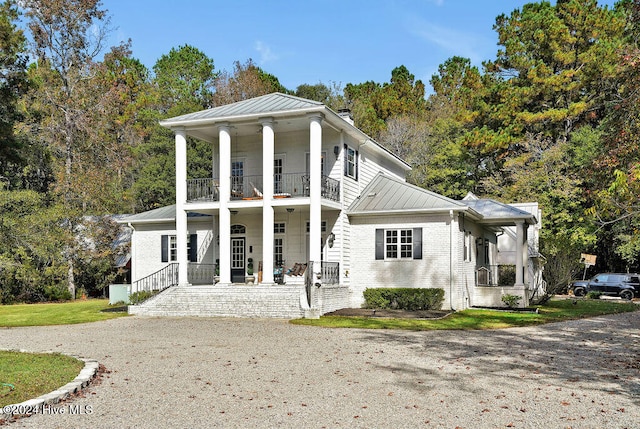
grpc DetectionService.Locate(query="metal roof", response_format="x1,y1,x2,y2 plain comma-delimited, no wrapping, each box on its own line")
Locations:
348,173,470,215
465,199,537,224
118,205,211,224
160,92,324,126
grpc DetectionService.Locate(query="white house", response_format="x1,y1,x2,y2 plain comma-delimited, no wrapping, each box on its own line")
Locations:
118,93,541,318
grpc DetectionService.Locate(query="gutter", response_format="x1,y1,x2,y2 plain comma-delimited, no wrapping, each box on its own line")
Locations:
450,209,455,311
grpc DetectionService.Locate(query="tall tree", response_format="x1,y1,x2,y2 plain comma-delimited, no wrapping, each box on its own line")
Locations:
0,0,28,184
475,0,625,155
133,45,218,211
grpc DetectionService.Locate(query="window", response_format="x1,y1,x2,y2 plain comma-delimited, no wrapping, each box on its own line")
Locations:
230,224,246,235
274,222,285,234
231,160,244,194
274,238,284,266
375,228,422,260
274,158,283,194
344,144,358,180
161,234,197,263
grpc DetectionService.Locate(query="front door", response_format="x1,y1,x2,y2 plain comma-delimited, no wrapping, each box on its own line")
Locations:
231,237,245,283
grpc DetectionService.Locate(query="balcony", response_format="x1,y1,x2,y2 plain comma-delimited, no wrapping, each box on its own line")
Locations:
186,173,340,203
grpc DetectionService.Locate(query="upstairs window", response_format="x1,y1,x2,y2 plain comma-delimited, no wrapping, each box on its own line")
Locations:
344,144,358,180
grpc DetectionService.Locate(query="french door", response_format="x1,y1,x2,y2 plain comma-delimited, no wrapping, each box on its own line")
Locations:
231,237,245,283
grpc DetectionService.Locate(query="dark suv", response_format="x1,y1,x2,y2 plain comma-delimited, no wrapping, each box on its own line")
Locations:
571,273,639,300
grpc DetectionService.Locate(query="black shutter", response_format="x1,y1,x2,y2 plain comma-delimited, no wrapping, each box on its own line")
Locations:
375,229,384,260
343,143,348,176
161,235,168,262
413,228,422,260
189,234,197,262
355,150,359,181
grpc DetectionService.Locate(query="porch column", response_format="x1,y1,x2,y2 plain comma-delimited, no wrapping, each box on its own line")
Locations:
308,114,323,283
175,129,189,286
261,118,275,284
514,220,525,287
218,124,232,285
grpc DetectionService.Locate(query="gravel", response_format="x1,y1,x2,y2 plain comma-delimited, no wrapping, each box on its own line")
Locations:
1,311,639,428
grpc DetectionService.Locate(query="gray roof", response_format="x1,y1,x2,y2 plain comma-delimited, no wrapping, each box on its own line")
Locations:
348,173,470,215
118,205,210,224
160,93,323,126
465,199,537,224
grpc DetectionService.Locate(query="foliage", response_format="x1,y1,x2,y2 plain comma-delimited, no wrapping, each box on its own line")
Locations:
0,0,28,173
291,299,638,330
362,288,444,311
212,58,286,106
129,290,157,305
0,351,83,407
295,81,344,110
501,294,521,308
586,291,603,300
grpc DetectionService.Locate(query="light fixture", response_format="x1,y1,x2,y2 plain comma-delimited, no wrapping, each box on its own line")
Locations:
333,145,340,159
328,232,335,248
286,208,294,213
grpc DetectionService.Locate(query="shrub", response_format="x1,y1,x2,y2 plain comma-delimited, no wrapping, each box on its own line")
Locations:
501,294,521,308
586,291,602,300
129,290,158,305
363,288,444,310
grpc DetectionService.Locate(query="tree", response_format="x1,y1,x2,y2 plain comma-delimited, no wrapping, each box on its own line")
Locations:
476,0,625,155
212,58,287,106
345,65,427,138
133,45,218,211
295,81,344,111
0,0,29,184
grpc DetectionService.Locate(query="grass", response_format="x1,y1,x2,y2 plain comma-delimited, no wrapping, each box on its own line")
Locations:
290,298,639,330
0,299,128,327
0,351,84,407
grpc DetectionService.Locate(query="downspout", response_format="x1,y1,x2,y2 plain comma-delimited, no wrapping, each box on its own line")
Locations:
127,222,136,293
449,210,455,311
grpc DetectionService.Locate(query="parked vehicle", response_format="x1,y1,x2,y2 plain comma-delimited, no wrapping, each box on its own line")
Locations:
570,273,639,300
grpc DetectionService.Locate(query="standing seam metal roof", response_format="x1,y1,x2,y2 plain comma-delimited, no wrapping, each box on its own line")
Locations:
348,173,468,213
161,93,324,124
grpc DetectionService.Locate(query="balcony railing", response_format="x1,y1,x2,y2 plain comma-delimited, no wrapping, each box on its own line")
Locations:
321,261,340,284
188,263,216,285
187,172,340,203
187,178,219,202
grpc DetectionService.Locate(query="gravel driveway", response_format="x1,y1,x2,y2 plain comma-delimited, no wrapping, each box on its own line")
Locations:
1,311,639,428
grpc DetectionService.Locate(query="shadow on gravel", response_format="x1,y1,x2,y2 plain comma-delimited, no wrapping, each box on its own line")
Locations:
356,313,640,404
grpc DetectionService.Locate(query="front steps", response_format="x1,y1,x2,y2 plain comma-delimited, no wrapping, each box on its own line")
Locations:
128,284,307,319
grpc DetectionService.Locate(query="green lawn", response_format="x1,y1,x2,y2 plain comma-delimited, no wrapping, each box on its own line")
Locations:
0,351,84,407
290,299,639,330
0,299,128,327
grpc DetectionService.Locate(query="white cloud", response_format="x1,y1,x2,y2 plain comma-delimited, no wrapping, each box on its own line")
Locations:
254,40,279,65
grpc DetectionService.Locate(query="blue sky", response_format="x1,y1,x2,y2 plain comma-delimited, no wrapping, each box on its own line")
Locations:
105,0,617,92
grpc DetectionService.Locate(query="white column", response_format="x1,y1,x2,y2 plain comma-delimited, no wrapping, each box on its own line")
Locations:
515,220,525,286
175,129,189,286
218,125,232,285
261,118,275,284
308,114,323,281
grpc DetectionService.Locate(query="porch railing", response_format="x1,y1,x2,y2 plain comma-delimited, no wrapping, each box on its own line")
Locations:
187,173,340,203
187,178,219,202
321,261,340,284
188,263,216,285
476,265,516,287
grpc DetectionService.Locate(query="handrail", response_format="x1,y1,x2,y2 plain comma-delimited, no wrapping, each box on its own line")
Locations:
131,263,179,298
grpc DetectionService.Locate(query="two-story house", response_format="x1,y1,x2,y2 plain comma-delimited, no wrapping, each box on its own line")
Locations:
120,93,541,318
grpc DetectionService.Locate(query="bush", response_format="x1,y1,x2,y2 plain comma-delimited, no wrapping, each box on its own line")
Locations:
129,290,158,305
586,291,602,300
363,288,444,311
501,294,521,308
